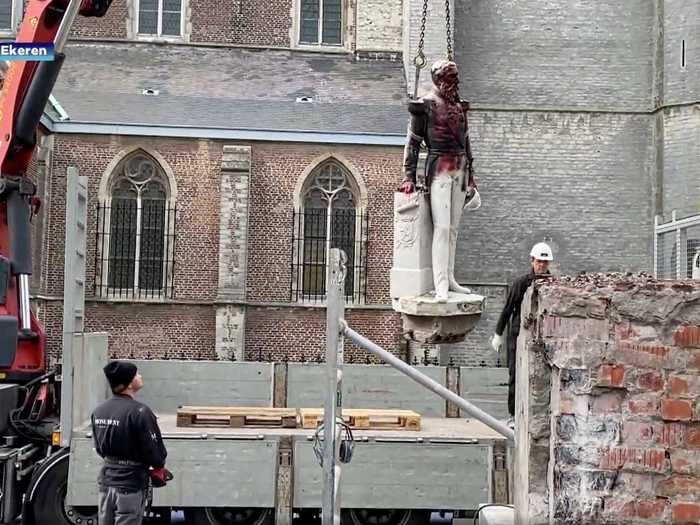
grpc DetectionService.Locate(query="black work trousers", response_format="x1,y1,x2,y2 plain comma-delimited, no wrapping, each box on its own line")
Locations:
507,331,517,418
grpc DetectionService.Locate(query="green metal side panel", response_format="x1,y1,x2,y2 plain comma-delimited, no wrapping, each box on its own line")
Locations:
293,439,492,510
67,437,278,508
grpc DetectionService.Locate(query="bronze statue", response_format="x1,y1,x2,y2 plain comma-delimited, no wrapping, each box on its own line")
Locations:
399,59,478,302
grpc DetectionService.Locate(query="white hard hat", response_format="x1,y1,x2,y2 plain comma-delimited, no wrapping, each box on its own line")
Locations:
464,188,481,211
530,242,553,261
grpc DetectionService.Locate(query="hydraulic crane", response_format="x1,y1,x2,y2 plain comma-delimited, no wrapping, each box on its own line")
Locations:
0,1,114,523
0,0,113,381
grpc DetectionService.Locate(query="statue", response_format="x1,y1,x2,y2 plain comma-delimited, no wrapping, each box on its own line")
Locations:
398,59,479,302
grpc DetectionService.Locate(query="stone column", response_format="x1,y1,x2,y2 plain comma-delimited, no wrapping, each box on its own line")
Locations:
215,145,251,361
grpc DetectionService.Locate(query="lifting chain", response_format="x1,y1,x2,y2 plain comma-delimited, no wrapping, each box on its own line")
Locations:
412,0,429,98
445,0,453,61
412,0,454,97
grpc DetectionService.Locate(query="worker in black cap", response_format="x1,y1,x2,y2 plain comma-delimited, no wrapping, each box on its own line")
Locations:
91,361,171,525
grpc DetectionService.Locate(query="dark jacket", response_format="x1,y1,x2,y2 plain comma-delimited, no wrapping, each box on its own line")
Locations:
402,90,475,191
91,394,167,491
495,270,546,343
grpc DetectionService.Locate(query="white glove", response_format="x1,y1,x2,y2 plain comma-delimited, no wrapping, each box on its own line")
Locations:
491,334,503,353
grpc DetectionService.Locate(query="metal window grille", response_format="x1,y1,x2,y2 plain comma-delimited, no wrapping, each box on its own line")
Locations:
138,0,182,36
95,201,177,299
299,0,342,45
290,207,368,304
654,211,700,280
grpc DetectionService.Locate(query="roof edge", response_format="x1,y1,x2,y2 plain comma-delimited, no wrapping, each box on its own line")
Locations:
47,120,405,146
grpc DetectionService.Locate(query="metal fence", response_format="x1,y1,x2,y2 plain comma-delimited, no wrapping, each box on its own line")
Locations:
94,200,177,299
654,211,700,280
289,207,369,304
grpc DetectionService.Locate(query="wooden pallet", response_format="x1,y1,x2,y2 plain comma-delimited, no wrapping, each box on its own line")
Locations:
176,406,298,428
299,408,421,430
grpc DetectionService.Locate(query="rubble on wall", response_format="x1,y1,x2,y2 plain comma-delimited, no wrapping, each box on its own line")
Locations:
515,272,700,525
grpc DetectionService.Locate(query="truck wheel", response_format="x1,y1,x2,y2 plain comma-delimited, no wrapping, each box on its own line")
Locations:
344,509,430,525
30,452,99,525
184,507,273,525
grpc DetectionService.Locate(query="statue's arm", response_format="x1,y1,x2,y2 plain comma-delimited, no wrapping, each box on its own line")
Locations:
401,100,427,188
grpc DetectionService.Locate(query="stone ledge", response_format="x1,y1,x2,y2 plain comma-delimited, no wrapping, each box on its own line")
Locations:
393,292,486,316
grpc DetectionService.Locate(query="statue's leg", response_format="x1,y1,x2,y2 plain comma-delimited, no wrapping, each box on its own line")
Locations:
430,174,452,302
448,168,471,294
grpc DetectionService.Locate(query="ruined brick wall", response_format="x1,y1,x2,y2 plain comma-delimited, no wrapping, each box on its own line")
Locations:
515,274,700,525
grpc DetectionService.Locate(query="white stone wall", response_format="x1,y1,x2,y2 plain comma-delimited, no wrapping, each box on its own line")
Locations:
356,0,403,52
215,305,246,361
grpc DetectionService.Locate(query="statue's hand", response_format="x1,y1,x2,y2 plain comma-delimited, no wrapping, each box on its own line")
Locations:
398,179,415,194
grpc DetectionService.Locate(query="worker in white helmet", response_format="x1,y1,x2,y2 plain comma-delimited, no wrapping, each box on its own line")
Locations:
490,242,553,427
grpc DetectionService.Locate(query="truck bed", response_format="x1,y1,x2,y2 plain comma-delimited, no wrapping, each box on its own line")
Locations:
148,414,507,441
68,415,507,510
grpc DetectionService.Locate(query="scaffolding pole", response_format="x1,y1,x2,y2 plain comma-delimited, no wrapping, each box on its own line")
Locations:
341,324,516,445
322,248,346,525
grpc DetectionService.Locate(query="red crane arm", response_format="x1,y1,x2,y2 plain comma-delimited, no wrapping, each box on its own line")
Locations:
0,0,112,382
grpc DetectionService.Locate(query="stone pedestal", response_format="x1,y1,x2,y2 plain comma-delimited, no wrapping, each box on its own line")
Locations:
390,191,433,299
391,191,485,344
394,292,485,344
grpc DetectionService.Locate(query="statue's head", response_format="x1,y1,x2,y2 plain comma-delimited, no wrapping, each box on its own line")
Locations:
430,60,459,102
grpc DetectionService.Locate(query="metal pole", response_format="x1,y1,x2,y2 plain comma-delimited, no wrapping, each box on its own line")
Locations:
59,168,88,447
54,0,84,54
322,248,346,525
341,324,516,445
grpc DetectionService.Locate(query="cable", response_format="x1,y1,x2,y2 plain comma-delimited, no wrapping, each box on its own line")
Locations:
312,416,355,467
472,504,515,525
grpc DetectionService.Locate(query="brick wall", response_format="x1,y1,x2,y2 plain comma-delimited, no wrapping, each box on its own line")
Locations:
514,273,700,525
246,143,402,305
71,0,128,39
661,104,700,221
46,135,221,302
69,0,293,45
190,0,290,46
459,110,654,285
454,0,655,111
37,299,216,363
245,306,402,363
663,1,700,106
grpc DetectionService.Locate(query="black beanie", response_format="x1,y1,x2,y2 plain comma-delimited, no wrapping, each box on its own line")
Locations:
103,361,138,392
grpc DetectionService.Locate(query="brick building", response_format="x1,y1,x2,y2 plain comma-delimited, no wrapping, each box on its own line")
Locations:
2,0,696,365
20,0,418,365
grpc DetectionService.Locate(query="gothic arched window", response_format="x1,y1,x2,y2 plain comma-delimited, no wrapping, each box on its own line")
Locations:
291,160,367,303
96,151,176,299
